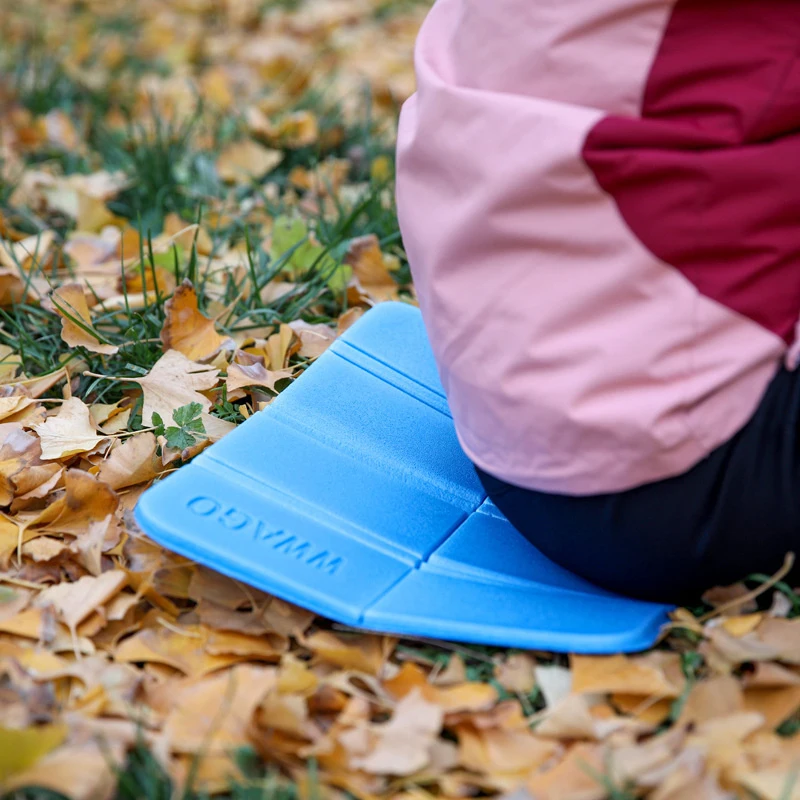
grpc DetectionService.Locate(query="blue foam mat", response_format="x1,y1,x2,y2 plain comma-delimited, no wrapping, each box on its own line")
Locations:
135,302,673,653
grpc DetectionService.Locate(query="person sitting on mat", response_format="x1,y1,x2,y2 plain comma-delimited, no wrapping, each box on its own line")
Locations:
395,0,800,603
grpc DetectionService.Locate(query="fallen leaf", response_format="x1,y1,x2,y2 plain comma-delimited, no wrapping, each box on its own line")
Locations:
456,723,560,790
226,361,293,394
32,398,106,461
96,432,160,490
3,741,120,800
344,688,444,776
526,742,607,800
51,283,118,355
115,616,281,678
303,630,392,676
133,350,219,426
160,280,226,360
217,140,283,183
0,724,66,782
495,653,536,695
678,676,746,729
571,653,684,699
36,570,127,634
757,618,800,663
30,468,119,535
384,662,498,713
163,664,276,753
288,320,337,359
344,234,399,302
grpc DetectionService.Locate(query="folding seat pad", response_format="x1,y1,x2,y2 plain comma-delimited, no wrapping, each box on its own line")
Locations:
135,302,673,653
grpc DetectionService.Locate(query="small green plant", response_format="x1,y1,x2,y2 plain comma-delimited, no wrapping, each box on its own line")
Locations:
152,402,207,449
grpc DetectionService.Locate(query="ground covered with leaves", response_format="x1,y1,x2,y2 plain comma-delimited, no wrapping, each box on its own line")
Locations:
2,1,800,799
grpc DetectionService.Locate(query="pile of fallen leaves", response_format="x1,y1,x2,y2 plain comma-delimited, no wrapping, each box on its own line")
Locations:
2,1,800,799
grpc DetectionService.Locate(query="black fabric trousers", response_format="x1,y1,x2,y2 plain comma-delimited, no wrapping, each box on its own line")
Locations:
474,366,800,604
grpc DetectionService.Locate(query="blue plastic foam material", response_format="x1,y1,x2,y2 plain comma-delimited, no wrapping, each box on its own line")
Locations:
135,302,674,653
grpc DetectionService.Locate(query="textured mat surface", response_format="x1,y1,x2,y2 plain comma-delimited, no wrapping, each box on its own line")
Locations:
135,302,673,653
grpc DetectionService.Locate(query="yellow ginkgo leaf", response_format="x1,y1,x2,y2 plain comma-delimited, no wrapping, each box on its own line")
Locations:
36,570,127,633
0,724,66,782
225,362,293,395
217,140,283,183
51,283,118,355
160,280,226,361
133,350,219,426
96,432,160,490
32,397,106,461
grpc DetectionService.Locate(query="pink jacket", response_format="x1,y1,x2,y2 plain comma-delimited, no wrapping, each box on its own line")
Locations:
396,0,800,495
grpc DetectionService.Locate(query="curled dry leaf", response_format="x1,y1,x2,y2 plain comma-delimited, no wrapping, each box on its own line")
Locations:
96,432,160,490
344,234,400,302
265,324,301,369
30,468,119,535
225,362,294,394
457,723,560,790
36,570,127,634
115,616,283,678
160,280,226,361
51,283,118,355
288,320,337,359
303,630,392,676
32,397,106,461
384,662,498,714
571,653,685,699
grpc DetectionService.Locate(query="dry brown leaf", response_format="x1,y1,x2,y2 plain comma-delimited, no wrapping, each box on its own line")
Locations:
164,664,276,753
303,630,392,676
265,324,300,369
115,617,282,678
433,654,468,686
288,320,337,359
571,653,684,699
36,570,127,634
757,618,800,663
160,280,226,360
384,662,498,714
337,306,364,334
2,741,120,800
96,433,160,490
226,361,294,394
743,685,800,730
739,769,800,800
677,676,745,727
32,397,106,460
456,723,560,790
51,283,118,355
343,687,444,776
30,468,119,535
344,234,399,302
526,742,607,800
164,213,214,255
133,350,219,426
217,140,283,183
495,653,536,695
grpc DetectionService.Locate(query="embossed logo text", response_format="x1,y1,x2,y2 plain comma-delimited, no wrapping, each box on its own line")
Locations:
187,496,344,575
